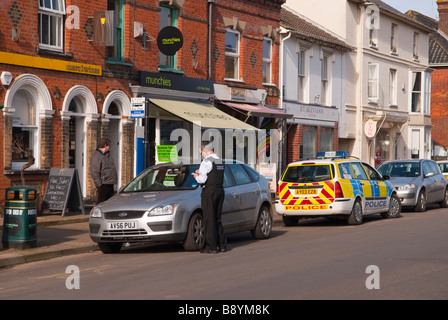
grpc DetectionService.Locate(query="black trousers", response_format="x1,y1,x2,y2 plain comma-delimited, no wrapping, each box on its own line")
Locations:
97,184,115,204
201,187,225,250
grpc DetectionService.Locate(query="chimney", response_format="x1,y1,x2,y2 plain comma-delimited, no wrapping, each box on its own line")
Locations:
438,0,448,34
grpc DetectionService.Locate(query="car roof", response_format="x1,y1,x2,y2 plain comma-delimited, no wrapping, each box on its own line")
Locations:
286,158,360,166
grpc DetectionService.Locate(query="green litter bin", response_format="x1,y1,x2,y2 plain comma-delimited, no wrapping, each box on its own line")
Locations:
2,186,38,249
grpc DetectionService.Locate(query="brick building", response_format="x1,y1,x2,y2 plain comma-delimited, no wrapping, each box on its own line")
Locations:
0,0,286,209
409,1,448,158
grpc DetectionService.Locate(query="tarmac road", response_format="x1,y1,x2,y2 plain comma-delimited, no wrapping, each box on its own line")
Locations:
1,207,448,301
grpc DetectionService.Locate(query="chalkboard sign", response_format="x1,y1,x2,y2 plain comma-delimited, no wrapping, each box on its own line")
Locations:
42,168,85,216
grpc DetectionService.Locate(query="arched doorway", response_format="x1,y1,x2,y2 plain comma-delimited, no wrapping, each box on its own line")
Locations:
62,85,98,198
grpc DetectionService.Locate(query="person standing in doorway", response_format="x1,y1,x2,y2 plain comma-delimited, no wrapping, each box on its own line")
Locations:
90,138,118,204
194,141,226,253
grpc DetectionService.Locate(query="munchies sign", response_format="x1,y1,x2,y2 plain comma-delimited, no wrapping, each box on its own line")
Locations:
157,26,184,56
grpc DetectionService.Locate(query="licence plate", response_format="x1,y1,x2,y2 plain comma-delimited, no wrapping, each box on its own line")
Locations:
294,189,318,195
107,221,138,230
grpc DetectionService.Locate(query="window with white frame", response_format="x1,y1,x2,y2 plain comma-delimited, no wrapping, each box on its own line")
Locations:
424,72,431,114
38,0,66,52
390,24,398,54
368,63,379,102
225,29,240,80
262,38,272,84
413,32,419,60
321,55,329,105
298,49,306,103
369,21,378,48
389,69,397,106
411,71,422,113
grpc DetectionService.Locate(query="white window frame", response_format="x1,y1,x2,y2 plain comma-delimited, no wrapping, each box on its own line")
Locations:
413,32,420,61
368,63,379,102
390,23,398,54
411,71,422,113
38,0,66,52
321,55,329,106
262,37,272,84
297,49,306,103
225,28,240,81
369,23,378,48
389,69,397,106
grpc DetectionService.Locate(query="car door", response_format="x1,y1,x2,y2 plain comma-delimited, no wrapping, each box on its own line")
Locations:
422,160,438,203
428,160,446,202
362,162,389,213
221,167,241,229
351,162,379,214
227,164,258,225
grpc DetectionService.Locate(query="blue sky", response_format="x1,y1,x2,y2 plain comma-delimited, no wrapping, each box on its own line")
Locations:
382,0,438,20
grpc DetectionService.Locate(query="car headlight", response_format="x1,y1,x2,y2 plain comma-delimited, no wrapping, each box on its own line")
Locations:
90,207,103,218
147,203,177,216
398,184,416,190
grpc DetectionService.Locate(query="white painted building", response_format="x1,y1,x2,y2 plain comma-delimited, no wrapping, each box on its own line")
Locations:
285,0,433,164
279,6,353,164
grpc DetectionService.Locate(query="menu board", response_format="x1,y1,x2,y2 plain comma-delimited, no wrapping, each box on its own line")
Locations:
42,168,85,216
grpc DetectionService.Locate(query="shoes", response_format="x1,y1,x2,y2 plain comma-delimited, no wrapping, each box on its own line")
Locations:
200,248,218,254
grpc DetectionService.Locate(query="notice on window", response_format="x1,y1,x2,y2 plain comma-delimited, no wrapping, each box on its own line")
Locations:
156,145,178,163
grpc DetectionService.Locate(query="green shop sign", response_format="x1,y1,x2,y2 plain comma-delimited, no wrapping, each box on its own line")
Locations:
139,71,214,94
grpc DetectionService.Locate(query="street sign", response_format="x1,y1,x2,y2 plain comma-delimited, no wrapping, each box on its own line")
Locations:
131,97,145,118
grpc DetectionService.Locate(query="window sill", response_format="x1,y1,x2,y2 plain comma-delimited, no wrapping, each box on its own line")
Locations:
368,99,378,105
224,78,245,83
157,66,184,74
37,47,73,58
4,169,50,176
106,59,133,67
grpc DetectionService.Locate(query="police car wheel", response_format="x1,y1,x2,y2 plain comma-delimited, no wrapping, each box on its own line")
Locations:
347,199,363,225
282,215,299,226
381,194,401,219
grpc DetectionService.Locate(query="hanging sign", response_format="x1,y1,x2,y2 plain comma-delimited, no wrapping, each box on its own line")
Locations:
157,26,183,56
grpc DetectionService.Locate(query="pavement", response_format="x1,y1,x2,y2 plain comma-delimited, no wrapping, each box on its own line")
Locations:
0,205,283,268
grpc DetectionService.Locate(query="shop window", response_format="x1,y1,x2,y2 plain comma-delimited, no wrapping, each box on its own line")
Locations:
38,0,66,52
262,38,272,84
302,126,317,160
320,127,334,153
11,90,38,170
107,0,124,62
225,29,240,80
159,4,178,71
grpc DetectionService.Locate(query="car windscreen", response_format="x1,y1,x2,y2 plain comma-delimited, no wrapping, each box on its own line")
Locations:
282,164,333,183
122,165,200,192
377,162,420,177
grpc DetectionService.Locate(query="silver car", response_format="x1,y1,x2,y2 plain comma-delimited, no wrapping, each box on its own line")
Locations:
377,159,448,212
89,161,273,253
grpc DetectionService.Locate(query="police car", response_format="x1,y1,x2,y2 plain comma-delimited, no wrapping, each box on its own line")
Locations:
275,151,401,226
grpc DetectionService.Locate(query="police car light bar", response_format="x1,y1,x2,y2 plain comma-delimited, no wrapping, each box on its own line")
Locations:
316,151,349,158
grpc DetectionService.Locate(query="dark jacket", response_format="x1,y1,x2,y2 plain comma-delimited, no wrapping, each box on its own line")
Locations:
90,148,118,188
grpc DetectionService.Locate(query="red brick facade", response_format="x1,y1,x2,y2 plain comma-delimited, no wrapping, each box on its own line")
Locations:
0,0,284,210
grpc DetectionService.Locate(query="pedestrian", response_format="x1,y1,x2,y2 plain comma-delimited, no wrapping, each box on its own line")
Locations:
90,138,118,204
193,141,226,253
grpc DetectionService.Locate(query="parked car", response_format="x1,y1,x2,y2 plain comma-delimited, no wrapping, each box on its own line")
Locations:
89,160,273,253
275,151,401,226
437,161,448,180
377,159,448,212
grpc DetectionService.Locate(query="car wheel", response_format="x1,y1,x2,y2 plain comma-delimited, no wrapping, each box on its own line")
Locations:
347,199,363,225
251,205,272,239
381,193,401,219
439,188,448,208
282,215,299,226
183,212,205,251
414,190,427,212
98,242,122,254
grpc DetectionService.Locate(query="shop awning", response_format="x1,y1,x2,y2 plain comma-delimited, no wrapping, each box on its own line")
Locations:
149,98,259,130
220,101,293,119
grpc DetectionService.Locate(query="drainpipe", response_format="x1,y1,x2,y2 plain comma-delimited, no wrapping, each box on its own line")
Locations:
208,0,215,80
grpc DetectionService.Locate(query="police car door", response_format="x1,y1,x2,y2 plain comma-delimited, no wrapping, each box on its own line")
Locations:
362,162,388,214
351,162,381,214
